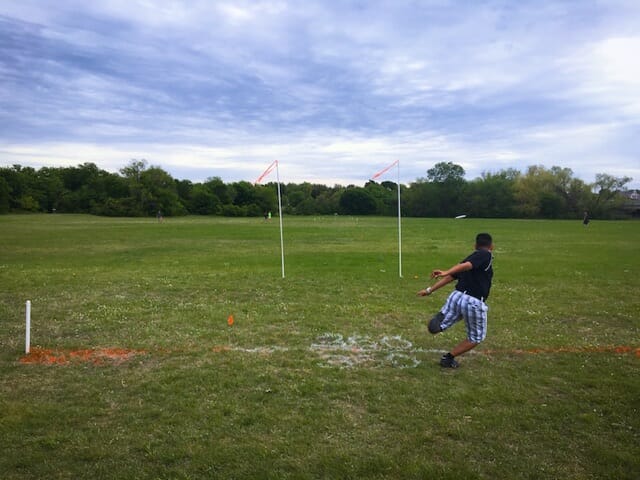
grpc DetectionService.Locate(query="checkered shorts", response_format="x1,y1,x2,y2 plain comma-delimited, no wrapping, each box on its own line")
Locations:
439,290,488,343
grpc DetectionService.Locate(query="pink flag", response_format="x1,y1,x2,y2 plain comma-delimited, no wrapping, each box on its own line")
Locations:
255,160,278,184
371,160,399,181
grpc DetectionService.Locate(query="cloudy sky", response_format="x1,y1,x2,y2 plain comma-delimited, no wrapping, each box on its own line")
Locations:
1,0,639,187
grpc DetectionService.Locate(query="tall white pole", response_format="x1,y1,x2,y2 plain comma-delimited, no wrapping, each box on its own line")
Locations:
25,300,31,354
276,161,285,279
397,161,403,278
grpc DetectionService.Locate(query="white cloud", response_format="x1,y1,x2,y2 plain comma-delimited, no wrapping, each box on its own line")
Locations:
1,0,639,189
559,36,640,117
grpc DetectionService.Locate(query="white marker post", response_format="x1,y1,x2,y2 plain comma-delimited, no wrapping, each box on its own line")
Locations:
25,300,31,354
275,161,285,279
371,160,403,278
255,160,286,278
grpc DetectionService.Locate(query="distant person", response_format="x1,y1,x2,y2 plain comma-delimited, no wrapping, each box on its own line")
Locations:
268,211,272,221
417,233,494,368
156,210,163,223
583,211,590,226
263,211,268,221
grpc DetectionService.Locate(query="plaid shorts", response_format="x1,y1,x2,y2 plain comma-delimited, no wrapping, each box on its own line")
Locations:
439,290,488,343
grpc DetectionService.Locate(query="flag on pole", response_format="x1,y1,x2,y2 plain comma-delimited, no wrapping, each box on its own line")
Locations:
371,160,399,181
254,160,278,184
370,160,403,278
255,160,286,278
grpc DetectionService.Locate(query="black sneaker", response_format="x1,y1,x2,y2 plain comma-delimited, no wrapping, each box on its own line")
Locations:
428,313,443,334
440,353,459,368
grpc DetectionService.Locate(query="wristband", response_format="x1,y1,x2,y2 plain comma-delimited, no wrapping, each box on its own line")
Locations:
426,287,432,294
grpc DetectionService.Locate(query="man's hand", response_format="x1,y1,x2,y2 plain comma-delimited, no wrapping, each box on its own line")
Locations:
431,269,446,279
432,262,472,279
417,287,432,297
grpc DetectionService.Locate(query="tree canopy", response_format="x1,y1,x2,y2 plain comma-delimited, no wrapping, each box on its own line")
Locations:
0,160,634,219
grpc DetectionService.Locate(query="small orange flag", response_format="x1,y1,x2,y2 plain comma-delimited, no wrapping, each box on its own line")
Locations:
227,314,234,327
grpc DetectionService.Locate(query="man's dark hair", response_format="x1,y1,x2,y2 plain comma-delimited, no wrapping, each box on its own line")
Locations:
476,233,492,248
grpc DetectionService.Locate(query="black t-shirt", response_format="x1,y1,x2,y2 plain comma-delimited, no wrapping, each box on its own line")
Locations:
453,249,493,300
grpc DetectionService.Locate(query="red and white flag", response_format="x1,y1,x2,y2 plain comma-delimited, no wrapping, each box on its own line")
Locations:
255,160,278,184
371,160,399,181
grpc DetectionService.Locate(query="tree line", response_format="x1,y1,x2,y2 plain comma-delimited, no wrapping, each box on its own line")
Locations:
0,160,634,219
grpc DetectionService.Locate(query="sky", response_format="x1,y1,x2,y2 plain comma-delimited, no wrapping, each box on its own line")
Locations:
1,0,639,188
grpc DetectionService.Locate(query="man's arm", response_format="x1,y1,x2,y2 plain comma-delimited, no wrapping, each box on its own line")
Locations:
417,274,455,297
431,261,473,279
417,261,473,297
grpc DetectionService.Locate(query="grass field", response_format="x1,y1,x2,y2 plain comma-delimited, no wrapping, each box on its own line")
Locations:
1,214,639,479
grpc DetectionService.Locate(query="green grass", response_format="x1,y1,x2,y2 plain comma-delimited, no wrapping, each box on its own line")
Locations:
1,214,639,479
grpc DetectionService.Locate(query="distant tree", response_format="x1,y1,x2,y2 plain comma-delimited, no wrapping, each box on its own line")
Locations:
426,162,465,183
205,177,231,205
415,162,466,217
59,163,100,212
115,160,186,216
139,167,185,216
514,165,602,219
175,179,193,208
339,187,377,215
60,163,100,191
34,167,65,212
364,180,395,215
464,169,519,218
119,159,148,216
120,159,147,182
0,177,10,213
284,182,310,213
254,184,278,215
296,197,318,215
514,165,567,218
230,181,255,207
589,173,633,218
314,186,343,214
547,166,591,217
0,166,20,211
189,183,220,214
565,177,592,218
1,165,35,211
405,181,439,217
0,161,634,221
95,171,129,213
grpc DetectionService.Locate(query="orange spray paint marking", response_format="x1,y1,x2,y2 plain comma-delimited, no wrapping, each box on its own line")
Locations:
19,347,146,365
481,345,639,357
227,315,234,327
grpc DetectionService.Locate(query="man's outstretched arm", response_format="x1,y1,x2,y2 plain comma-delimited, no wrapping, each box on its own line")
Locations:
417,274,455,297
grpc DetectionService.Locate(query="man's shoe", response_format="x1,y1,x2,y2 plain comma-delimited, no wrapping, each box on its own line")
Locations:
440,353,459,368
428,313,444,334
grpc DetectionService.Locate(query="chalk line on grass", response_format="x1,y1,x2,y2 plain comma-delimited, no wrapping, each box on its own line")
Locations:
310,333,439,369
18,341,639,367
211,345,289,354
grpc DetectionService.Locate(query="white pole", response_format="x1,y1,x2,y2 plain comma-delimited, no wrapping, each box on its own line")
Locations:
25,300,31,354
397,161,403,278
276,161,285,279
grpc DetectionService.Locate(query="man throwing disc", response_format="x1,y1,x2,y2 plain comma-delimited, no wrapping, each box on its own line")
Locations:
418,233,494,368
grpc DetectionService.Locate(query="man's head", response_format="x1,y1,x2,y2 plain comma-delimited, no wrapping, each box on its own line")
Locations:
475,233,493,250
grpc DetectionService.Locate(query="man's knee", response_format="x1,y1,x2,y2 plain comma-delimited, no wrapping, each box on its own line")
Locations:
428,312,444,334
